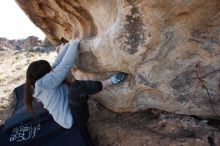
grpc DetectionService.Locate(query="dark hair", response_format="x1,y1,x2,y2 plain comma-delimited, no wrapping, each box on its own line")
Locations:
24,60,51,114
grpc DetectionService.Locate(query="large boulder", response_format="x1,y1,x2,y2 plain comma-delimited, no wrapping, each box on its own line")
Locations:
16,0,220,118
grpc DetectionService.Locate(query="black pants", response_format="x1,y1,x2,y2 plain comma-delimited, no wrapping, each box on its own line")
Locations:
68,80,103,146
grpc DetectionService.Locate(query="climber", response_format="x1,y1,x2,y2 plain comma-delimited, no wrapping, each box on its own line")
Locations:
24,36,127,146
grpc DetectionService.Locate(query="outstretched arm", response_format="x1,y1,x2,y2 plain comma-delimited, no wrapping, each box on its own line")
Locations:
38,39,80,89
52,43,70,68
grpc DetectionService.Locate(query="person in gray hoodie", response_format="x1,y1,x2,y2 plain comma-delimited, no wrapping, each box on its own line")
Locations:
24,37,127,146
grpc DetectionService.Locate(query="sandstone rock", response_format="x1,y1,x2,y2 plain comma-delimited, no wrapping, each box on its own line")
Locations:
16,0,220,118
88,100,220,146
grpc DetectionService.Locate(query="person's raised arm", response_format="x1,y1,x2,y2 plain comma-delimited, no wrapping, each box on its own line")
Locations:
37,38,80,89
52,43,70,68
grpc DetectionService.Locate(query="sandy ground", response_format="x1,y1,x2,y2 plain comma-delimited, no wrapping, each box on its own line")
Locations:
0,49,57,124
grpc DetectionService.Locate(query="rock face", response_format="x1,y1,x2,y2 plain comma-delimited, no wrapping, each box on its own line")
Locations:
16,0,220,118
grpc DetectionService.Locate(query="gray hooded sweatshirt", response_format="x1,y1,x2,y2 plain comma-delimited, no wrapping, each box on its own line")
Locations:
33,39,80,129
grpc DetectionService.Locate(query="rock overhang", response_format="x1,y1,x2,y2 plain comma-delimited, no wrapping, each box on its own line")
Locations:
16,0,220,118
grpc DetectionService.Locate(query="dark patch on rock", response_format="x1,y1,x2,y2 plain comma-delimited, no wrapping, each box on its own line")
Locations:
77,51,99,72
170,71,195,103
148,30,177,61
138,74,157,88
111,109,159,128
120,4,145,54
208,119,220,130
199,69,220,79
199,91,220,116
59,38,68,44
179,130,196,138
170,71,194,92
156,31,176,60
189,28,219,54
190,29,219,45
207,131,216,146
171,66,220,111
189,13,220,54
176,94,191,103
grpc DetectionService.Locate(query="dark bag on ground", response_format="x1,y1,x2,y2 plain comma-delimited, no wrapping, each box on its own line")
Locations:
0,84,87,146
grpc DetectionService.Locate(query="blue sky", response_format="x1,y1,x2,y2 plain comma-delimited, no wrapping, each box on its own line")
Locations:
0,0,45,40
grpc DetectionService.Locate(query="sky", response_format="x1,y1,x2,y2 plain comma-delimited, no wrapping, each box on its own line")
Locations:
0,1,45,40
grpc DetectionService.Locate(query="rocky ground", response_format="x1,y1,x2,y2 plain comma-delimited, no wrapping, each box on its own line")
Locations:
0,38,220,146
88,100,220,146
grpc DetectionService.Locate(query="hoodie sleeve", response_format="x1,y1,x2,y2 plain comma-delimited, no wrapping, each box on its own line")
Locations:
38,39,80,89
52,43,70,68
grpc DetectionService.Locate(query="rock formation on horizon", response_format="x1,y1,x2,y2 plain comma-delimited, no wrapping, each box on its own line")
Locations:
15,0,220,119
0,36,41,50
